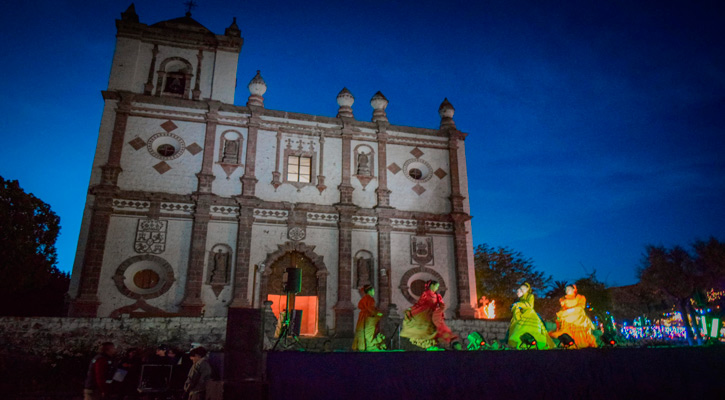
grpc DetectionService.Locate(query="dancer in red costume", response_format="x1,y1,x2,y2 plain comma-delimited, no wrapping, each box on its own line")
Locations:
401,280,462,350
352,285,386,351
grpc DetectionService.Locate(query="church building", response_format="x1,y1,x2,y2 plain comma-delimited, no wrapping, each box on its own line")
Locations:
68,5,478,336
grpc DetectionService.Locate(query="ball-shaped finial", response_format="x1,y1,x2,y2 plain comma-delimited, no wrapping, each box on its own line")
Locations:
337,87,355,108
248,70,267,96
370,91,388,111
438,98,455,119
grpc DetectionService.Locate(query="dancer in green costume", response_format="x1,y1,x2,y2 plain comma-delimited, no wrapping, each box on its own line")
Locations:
507,282,555,349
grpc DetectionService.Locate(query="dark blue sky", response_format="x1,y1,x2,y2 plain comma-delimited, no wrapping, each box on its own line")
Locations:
1,0,723,286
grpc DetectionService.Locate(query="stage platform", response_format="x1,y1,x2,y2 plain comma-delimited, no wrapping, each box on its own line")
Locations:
264,346,724,400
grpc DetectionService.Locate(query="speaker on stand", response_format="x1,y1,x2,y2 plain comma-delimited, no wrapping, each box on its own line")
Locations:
272,267,304,350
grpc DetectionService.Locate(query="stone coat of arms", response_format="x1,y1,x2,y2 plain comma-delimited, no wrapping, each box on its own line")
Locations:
410,235,434,265
134,219,168,254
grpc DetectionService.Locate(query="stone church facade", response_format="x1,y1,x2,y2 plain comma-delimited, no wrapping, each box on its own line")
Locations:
68,6,477,336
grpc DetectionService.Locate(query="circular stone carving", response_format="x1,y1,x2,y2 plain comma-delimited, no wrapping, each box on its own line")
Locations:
403,158,433,183
410,279,427,296
288,227,306,241
113,255,175,299
147,132,186,160
398,266,447,304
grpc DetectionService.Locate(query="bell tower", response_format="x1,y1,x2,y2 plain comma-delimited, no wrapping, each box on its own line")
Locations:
108,4,243,103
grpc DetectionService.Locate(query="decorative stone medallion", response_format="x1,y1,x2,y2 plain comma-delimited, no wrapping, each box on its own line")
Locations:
113,255,175,300
288,227,306,241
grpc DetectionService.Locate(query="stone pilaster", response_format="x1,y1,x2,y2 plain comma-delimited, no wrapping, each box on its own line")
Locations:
240,109,260,197
179,195,211,315
69,92,133,316
196,101,220,193
229,204,255,308
144,45,158,95
338,127,354,204
447,131,475,318
68,192,114,317
333,207,356,335
375,125,392,207
375,213,392,310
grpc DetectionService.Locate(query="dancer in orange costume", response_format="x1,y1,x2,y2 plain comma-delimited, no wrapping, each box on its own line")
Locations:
352,285,386,351
401,280,462,350
549,284,598,348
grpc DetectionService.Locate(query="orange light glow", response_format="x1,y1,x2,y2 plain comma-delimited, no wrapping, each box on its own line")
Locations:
267,294,318,336
476,296,496,319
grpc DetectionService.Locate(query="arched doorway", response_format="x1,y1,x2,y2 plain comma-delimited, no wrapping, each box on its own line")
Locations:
265,251,321,336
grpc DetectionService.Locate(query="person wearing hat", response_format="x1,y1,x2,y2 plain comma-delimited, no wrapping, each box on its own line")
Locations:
184,347,212,400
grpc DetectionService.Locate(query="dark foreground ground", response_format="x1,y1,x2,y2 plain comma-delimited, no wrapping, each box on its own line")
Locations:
266,346,725,400
8,346,724,399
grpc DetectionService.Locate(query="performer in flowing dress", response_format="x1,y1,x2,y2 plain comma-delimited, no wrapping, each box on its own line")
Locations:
507,282,555,350
352,285,386,351
401,280,461,350
549,284,598,348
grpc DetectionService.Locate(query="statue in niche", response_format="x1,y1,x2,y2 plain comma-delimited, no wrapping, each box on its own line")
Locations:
208,248,230,284
222,139,239,163
356,257,373,288
357,152,371,176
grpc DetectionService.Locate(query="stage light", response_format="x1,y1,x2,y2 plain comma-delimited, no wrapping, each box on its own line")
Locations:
602,333,617,346
519,333,537,349
557,333,576,349
467,331,486,350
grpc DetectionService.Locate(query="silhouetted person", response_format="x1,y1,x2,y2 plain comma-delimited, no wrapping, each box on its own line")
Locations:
84,342,117,400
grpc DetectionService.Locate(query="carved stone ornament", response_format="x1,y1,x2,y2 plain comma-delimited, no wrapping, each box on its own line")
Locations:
410,235,434,265
134,219,168,254
288,227,306,241
207,244,233,297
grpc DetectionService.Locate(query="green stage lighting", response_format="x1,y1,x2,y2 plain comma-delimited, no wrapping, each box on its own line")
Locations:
467,332,486,350
519,333,537,349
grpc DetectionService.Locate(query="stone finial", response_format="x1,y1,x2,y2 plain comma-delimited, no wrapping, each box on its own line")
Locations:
121,3,139,23
370,91,388,123
438,98,456,129
247,70,266,107
225,17,241,37
336,87,355,118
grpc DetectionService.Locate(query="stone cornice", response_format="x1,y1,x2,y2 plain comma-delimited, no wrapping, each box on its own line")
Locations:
115,19,243,53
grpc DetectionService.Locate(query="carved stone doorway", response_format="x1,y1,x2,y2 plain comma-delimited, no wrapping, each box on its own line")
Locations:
261,245,328,336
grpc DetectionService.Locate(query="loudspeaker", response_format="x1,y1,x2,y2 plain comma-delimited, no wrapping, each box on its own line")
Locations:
289,309,303,337
284,267,302,294
225,308,264,381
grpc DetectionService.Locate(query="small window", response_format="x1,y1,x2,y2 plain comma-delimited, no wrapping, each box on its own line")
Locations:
134,269,160,289
287,155,312,183
409,168,423,180
157,144,176,157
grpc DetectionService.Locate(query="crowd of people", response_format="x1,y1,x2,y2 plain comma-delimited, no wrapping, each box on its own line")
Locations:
83,342,213,400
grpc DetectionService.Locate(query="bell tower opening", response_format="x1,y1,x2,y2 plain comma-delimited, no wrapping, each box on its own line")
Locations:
266,251,319,336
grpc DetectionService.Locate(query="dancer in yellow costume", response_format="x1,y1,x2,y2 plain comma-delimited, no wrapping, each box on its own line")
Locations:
549,284,598,348
507,283,555,349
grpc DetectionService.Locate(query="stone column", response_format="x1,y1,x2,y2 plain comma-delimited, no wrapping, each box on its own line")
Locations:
240,110,260,197
333,207,356,336
179,102,222,315
180,197,211,315
338,128,354,204
375,213,392,310
448,131,476,319
69,92,133,316
229,204,254,308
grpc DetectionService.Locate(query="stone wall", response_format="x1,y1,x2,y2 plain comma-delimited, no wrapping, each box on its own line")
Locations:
0,316,508,354
0,316,228,355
